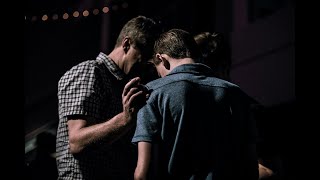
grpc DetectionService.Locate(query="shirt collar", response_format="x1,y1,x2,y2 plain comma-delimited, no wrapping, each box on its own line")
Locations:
168,63,214,77
96,52,126,80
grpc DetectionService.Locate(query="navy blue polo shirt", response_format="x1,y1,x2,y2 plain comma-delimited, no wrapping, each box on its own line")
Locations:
132,63,258,180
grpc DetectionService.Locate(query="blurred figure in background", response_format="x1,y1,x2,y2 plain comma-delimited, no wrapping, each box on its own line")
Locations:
194,32,231,81
194,31,276,180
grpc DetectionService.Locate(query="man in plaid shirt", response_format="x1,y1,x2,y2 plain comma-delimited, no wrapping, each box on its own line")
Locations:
56,16,161,180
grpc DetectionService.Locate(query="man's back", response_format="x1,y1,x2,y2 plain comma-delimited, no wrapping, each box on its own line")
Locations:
133,63,258,179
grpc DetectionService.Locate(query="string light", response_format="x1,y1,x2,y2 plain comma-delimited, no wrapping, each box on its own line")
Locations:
62,13,69,20
42,15,48,21
73,11,80,18
25,3,129,23
102,7,109,13
83,10,89,17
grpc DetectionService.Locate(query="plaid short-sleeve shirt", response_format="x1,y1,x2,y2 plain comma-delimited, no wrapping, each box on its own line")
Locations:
56,52,137,180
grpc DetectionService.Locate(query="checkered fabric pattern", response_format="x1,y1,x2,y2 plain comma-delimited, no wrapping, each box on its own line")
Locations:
56,52,136,180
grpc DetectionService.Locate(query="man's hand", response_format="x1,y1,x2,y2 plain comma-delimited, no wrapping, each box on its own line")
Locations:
122,77,149,118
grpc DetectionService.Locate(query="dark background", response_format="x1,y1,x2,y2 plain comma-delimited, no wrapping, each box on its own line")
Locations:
24,0,296,179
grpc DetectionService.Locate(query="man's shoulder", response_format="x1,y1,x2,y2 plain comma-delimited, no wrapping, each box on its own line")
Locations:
145,74,241,92
207,77,240,88
58,59,101,83
63,59,101,75
145,77,177,91
72,59,100,70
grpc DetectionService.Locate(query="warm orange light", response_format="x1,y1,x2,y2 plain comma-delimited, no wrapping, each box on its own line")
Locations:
73,11,80,18
102,7,109,13
83,10,89,17
42,15,48,21
63,13,69,19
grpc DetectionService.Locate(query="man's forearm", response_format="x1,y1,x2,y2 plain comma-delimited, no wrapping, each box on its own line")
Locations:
68,111,134,154
134,142,152,180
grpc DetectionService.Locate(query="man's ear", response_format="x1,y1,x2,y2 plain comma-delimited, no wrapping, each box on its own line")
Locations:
156,54,170,70
122,37,130,53
157,54,171,70
162,58,170,70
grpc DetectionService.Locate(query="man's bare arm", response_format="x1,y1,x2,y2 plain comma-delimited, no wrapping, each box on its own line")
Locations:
68,77,145,154
134,141,152,180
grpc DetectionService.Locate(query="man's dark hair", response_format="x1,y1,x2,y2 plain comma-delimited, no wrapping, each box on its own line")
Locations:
115,16,162,61
153,29,201,65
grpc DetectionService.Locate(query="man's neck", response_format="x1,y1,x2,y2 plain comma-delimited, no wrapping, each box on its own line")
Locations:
108,47,124,70
170,57,195,70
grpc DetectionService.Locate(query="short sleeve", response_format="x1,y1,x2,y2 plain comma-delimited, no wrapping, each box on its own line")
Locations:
132,102,160,144
58,61,104,120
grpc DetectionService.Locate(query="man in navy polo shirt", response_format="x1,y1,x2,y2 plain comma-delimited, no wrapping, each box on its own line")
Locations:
132,29,259,180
